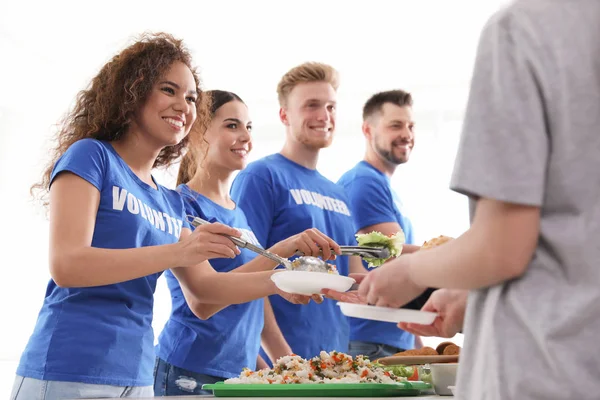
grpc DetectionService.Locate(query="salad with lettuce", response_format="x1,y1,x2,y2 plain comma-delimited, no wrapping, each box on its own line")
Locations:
383,364,432,384
355,230,405,268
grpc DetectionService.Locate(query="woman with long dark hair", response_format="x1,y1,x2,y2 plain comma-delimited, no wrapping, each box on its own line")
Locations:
154,90,340,396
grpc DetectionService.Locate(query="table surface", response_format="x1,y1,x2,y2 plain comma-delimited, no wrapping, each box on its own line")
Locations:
82,396,452,399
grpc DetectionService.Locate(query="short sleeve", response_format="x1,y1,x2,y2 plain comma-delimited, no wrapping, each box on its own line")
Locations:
230,169,275,248
342,177,398,232
50,139,107,191
450,14,549,207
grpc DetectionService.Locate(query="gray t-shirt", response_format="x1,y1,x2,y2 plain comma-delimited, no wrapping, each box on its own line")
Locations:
450,1,600,399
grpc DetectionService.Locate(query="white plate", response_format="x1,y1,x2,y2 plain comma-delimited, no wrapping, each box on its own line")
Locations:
337,302,437,324
270,271,355,295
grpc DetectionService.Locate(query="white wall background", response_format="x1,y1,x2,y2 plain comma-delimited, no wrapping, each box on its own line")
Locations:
0,0,508,396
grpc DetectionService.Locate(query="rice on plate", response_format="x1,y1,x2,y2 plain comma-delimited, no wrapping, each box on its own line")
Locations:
225,351,406,384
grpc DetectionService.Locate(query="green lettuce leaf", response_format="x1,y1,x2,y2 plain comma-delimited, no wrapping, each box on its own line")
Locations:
355,230,405,268
384,365,414,378
383,365,432,384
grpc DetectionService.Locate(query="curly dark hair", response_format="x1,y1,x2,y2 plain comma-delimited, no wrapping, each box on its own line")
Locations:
32,32,211,206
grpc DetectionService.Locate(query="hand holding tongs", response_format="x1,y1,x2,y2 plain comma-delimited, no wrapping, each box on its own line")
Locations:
187,215,337,273
187,215,294,269
296,246,391,261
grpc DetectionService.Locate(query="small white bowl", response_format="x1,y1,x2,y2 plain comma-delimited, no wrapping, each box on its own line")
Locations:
448,385,456,395
430,363,458,396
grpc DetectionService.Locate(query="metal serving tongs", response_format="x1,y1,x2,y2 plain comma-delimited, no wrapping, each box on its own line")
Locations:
340,246,391,260
295,246,392,291
186,215,336,273
296,246,391,261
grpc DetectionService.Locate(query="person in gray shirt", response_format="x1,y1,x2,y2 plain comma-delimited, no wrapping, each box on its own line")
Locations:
327,1,600,399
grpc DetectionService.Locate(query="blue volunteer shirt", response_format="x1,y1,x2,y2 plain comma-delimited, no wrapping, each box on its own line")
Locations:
337,161,415,350
17,139,187,386
155,184,264,378
230,154,355,360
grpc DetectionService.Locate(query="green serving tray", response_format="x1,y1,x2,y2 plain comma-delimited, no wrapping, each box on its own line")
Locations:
202,381,432,397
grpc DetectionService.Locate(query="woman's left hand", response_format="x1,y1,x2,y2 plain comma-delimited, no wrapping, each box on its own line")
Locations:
276,287,324,305
270,228,341,261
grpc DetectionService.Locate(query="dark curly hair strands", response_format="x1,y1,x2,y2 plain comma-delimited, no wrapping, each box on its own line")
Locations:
31,32,211,207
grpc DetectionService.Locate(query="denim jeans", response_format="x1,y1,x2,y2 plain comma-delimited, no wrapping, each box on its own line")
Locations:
153,357,223,396
10,375,153,400
348,340,405,360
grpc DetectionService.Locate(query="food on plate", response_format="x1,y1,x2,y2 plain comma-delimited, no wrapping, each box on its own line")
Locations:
290,259,339,274
442,344,460,356
355,230,405,268
382,342,461,385
420,235,453,250
393,347,439,357
436,341,460,356
383,365,432,384
225,351,407,384
393,343,461,357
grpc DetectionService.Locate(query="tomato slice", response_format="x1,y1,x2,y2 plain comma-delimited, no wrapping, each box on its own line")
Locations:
407,367,419,381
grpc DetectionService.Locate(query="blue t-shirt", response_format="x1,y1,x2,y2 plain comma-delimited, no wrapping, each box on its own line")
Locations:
230,153,356,360
337,161,415,350
17,139,187,386
155,184,264,378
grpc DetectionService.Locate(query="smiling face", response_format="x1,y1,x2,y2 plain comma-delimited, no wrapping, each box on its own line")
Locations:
130,61,198,147
280,81,337,150
203,100,252,172
366,103,415,165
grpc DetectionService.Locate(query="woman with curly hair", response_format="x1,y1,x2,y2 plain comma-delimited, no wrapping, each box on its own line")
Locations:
10,33,313,400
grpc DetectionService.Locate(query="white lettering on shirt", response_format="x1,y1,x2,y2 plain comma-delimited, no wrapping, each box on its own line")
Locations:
288,189,351,216
111,186,183,239
239,228,261,247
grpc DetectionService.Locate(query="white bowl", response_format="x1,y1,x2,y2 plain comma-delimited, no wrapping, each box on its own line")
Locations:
270,270,355,295
337,302,437,324
430,363,459,396
448,385,456,395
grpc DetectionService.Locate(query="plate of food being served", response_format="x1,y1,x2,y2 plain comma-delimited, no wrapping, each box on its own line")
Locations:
202,351,432,397
376,342,461,366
